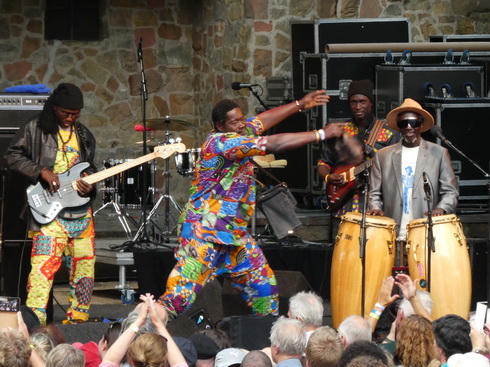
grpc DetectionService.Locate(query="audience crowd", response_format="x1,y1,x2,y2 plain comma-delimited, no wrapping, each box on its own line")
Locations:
1,280,489,367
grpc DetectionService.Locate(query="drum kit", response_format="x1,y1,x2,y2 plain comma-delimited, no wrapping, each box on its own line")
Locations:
94,117,199,245
330,211,472,327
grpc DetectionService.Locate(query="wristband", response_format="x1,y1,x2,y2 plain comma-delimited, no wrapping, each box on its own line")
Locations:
130,323,140,333
324,174,330,184
295,100,302,112
313,130,320,142
375,303,385,311
369,312,380,320
318,128,326,141
371,308,382,317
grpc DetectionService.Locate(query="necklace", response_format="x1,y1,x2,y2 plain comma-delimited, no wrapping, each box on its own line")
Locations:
58,125,74,152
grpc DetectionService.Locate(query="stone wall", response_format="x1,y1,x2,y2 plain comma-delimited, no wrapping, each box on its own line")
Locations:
1,0,489,205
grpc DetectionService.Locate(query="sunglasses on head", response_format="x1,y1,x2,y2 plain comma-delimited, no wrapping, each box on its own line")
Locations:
397,118,423,129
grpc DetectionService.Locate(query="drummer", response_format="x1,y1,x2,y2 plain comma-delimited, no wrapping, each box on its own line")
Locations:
367,98,458,241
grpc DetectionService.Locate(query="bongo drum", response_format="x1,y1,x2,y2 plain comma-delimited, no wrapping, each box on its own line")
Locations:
406,214,471,319
330,212,397,328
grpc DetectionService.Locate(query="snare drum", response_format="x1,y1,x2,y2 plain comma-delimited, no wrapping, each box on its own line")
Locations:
330,212,397,328
175,148,201,176
406,214,471,319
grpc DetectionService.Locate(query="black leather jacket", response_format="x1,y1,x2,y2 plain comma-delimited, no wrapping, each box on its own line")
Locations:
5,115,97,231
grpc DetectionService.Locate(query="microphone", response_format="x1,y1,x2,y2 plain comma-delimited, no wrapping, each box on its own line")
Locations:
423,172,431,199
231,82,259,90
137,37,143,62
430,125,450,145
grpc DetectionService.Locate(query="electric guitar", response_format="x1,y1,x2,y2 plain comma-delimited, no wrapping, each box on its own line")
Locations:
27,143,186,224
326,159,374,210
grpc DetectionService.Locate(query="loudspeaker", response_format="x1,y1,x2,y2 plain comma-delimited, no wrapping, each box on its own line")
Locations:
221,270,312,317
58,321,109,344
167,279,224,338
216,314,278,350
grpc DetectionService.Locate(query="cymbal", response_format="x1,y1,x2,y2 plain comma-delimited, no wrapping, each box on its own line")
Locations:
140,116,194,131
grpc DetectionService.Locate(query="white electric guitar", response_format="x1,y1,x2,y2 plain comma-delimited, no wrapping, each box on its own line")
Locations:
27,143,185,224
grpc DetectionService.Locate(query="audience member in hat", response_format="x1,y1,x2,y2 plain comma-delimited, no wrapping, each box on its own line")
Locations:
214,348,246,367
5,82,97,325
189,332,222,367
447,352,490,367
318,79,400,235
241,350,272,367
368,98,458,240
174,337,198,367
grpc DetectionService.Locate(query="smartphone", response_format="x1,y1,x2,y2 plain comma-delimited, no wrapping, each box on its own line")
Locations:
0,296,20,328
392,267,409,296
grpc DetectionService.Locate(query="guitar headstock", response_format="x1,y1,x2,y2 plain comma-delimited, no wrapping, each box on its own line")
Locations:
153,143,186,159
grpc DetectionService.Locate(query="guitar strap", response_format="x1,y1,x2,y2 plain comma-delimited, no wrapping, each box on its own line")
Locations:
365,119,385,148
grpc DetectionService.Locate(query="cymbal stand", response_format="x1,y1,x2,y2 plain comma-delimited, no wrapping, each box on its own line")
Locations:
93,198,137,240
130,128,182,246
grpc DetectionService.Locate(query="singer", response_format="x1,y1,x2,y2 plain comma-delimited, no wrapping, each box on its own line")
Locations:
367,98,458,240
158,90,346,319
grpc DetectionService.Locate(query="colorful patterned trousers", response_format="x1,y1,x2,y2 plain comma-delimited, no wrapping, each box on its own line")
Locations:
27,217,95,325
159,236,279,320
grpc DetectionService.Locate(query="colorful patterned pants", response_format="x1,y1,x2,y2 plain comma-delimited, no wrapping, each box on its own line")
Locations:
26,218,95,325
159,236,279,320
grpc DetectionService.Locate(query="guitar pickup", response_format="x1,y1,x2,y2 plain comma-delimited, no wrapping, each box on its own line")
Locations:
31,194,43,208
42,190,52,204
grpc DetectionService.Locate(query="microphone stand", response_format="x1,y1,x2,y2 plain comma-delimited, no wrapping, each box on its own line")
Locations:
247,86,268,111
134,38,155,247
424,180,434,293
359,168,371,317
439,138,490,303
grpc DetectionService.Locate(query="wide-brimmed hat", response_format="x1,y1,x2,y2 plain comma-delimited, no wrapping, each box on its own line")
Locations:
386,98,434,132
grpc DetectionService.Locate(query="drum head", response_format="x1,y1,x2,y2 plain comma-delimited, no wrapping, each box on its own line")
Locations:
342,212,396,228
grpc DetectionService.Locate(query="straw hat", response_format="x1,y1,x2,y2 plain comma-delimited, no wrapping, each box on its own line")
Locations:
386,98,434,132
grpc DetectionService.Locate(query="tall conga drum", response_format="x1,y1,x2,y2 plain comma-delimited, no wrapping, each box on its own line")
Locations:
330,212,397,328
406,214,471,319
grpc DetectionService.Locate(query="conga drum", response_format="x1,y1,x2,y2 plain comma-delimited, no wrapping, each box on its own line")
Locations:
406,214,471,319
330,212,397,328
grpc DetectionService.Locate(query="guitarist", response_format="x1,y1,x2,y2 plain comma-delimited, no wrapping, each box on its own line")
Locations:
5,83,97,325
317,80,400,237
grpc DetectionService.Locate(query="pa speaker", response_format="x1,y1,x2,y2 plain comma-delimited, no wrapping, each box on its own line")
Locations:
167,279,224,338
221,270,312,317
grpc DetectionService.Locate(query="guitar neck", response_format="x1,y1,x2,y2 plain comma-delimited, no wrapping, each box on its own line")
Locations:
83,152,158,185
353,159,374,176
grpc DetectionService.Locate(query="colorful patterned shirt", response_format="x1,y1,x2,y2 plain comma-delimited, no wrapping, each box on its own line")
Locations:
178,117,267,246
318,119,400,216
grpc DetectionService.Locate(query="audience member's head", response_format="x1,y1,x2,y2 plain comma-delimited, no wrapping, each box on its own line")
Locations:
30,332,55,361
394,314,435,367
214,348,246,367
0,329,32,367
447,352,490,367
127,332,168,367
189,332,222,367
288,291,324,331
46,343,85,367
241,350,272,367
345,354,388,367
270,316,307,363
31,323,67,346
305,325,343,367
122,310,157,335
432,314,472,364
98,321,122,357
397,290,432,321
338,340,390,367
198,329,231,350
337,315,371,347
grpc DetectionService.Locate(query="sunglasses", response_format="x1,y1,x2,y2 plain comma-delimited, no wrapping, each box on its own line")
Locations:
397,119,423,129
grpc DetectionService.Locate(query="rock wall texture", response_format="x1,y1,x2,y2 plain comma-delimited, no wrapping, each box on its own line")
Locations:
1,0,489,204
